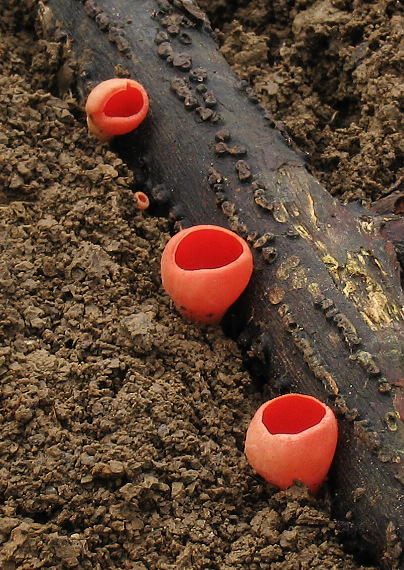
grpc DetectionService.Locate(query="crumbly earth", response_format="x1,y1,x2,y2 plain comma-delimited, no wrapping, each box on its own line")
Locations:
0,0,400,568
200,0,404,205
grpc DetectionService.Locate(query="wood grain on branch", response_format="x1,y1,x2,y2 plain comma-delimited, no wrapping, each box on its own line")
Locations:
40,0,404,566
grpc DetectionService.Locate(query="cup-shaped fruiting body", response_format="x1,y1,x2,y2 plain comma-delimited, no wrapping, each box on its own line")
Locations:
85,78,149,141
134,191,149,211
245,393,338,494
161,225,253,325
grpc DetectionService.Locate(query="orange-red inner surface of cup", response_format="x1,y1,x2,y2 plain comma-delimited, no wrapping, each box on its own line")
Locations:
175,228,243,270
104,85,145,117
262,395,325,434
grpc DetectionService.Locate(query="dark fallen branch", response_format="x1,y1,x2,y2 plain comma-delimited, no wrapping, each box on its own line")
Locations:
40,1,404,567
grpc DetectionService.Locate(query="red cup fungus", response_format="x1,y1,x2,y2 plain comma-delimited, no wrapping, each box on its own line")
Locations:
134,191,149,211
244,393,338,494
160,224,253,325
85,78,149,141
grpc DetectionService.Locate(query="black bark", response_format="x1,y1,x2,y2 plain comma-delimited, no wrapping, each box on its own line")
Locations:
40,1,404,566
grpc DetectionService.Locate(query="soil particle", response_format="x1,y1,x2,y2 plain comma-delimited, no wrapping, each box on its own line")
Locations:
0,0,388,568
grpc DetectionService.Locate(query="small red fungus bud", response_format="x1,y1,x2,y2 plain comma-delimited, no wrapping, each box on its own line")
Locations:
134,191,149,211
85,78,149,141
245,393,338,494
160,224,253,325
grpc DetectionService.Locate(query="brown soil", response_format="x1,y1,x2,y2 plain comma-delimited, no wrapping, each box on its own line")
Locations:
200,0,404,205
0,0,401,568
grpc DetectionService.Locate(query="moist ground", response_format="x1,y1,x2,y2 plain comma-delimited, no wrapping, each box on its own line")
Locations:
199,0,403,205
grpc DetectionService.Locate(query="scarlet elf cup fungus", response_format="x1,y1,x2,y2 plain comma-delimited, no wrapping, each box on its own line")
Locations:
160,225,253,325
134,191,149,211
85,78,149,142
244,394,338,494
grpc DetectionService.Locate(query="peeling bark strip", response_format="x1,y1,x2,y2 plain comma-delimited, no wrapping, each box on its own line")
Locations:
41,1,404,567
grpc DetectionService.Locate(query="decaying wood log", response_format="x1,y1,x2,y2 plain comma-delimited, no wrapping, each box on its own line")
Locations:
371,176,404,216
40,0,404,566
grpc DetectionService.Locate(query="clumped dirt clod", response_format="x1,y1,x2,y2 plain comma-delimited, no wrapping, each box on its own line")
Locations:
0,0,395,568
